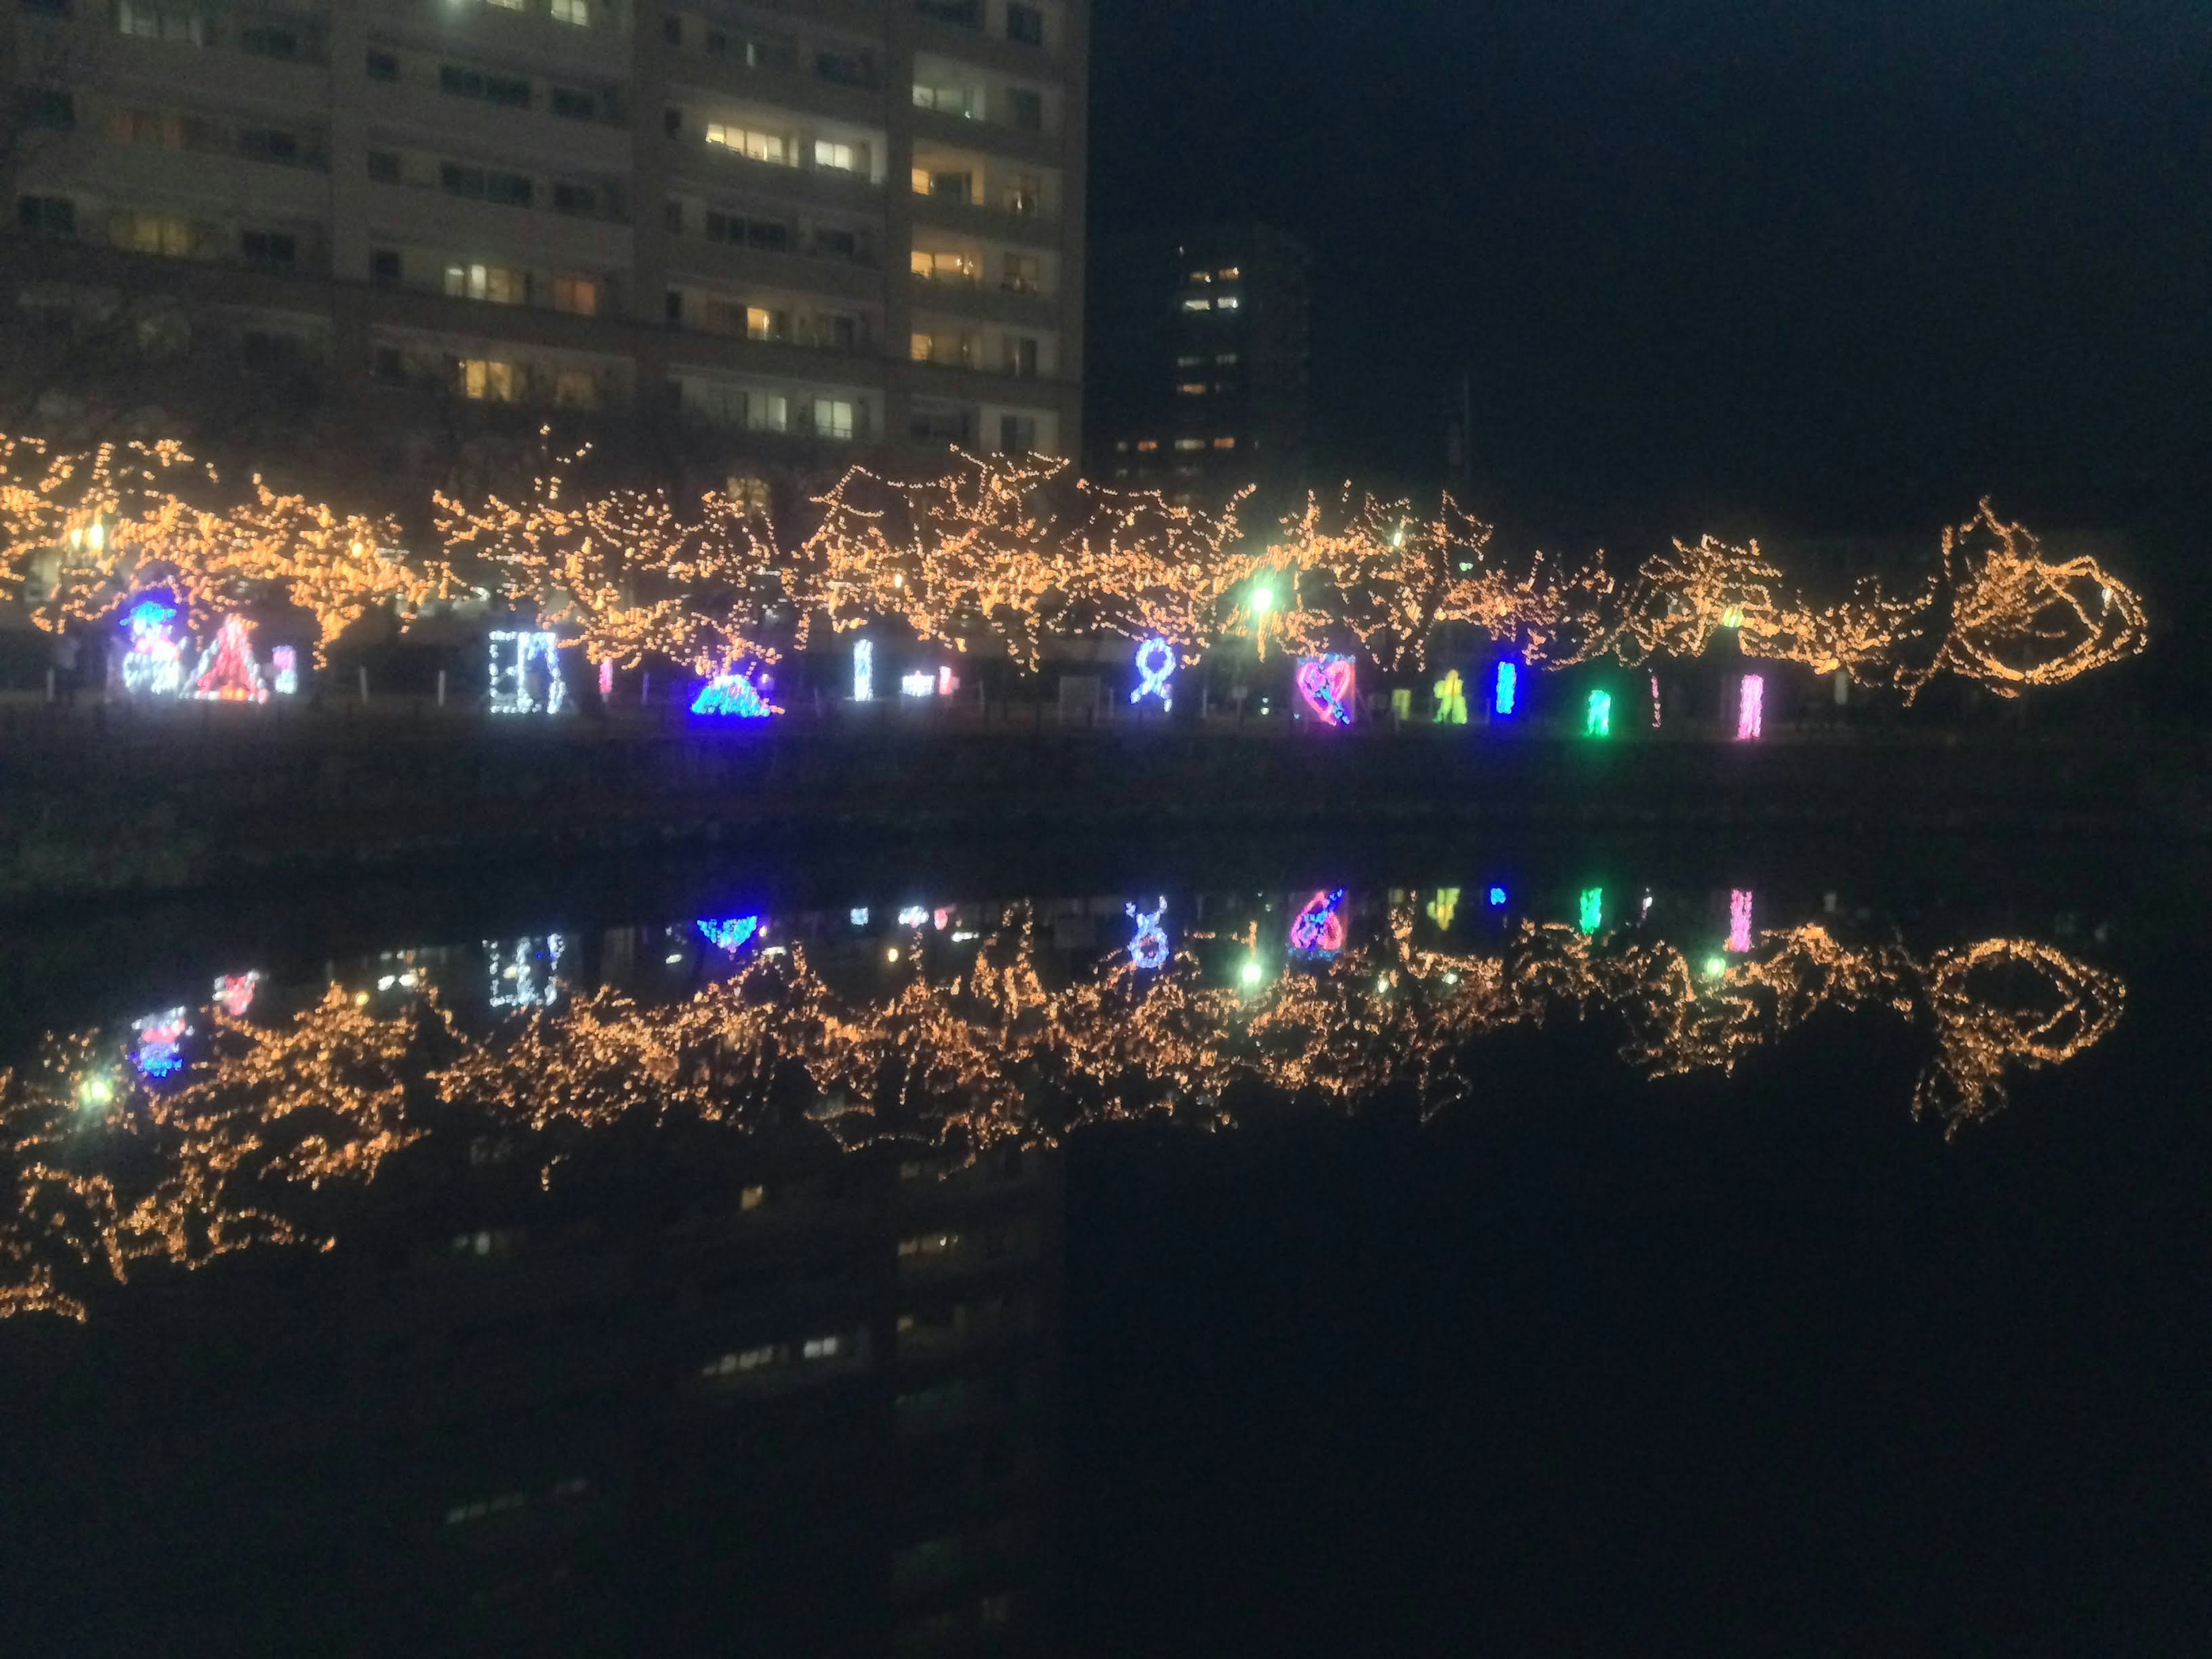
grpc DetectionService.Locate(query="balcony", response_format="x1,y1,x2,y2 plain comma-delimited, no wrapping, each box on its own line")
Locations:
908,186,1058,248
363,77,633,177
661,136,886,210
362,179,634,268
664,234,882,304
365,0,624,76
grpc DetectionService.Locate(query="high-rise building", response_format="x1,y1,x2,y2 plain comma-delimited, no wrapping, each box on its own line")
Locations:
1086,221,1309,516
1,0,1087,470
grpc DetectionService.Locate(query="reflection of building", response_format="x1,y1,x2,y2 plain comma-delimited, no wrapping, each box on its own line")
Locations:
4,0,1088,466
1087,222,1312,514
6,1131,1063,1657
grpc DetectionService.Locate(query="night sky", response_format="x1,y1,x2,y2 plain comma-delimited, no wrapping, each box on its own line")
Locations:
1088,0,2211,547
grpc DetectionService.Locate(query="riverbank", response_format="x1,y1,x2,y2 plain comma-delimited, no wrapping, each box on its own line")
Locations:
2,698,2206,905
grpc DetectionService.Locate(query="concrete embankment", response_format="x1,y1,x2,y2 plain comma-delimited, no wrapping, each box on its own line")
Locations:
2,700,2205,905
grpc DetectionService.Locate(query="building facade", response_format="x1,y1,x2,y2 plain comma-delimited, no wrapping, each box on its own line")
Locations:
2,0,1086,472
1086,221,1309,516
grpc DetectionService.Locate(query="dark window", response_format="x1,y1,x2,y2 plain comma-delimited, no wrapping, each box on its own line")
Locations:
240,25,301,59
661,16,680,43
21,88,75,131
1006,2,1043,45
16,194,74,236
815,50,872,88
550,86,595,120
551,183,594,215
241,230,297,271
664,199,684,233
815,226,857,261
749,219,789,252
370,249,401,286
367,150,400,183
241,128,300,162
1007,88,1042,131
662,107,681,137
365,49,399,81
916,0,981,27
440,162,483,198
241,329,303,369
440,65,531,107
487,171,532,206
20,0,70,14
665,289,682,323
373,345,403,382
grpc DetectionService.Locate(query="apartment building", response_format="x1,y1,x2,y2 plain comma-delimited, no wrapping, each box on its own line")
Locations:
1086,221,1310,516
2,0,1086,468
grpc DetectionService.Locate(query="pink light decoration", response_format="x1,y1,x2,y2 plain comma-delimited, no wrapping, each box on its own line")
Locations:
1294,657,1357,728
1289,888,1349,956
1727,889,1754,953
1650,672,1662,728
1736,673,1764,741
599,659,615,697
937,665,959,697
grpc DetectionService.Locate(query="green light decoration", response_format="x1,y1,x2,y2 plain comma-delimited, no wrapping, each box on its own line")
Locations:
1585,689,1612,738
1579,887,1604,935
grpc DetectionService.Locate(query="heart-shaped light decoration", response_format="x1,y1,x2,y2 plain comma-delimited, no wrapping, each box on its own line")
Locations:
1295,656,1357,728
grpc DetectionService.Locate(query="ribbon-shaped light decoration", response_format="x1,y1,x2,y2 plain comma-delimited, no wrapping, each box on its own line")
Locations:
1130,638,1176,710
1126,898,1170,971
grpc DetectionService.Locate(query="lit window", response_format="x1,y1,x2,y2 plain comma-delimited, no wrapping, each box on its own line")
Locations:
1113,440,1129,453
801,1335,844,1360
813,139,858,172
910,249,978,283
484,0,525,9
812,397,855,440
1215,294,1242,310
1134,439,1158,452
1187,270,1211,283
552,368,597,407
910,332,932,362
456,358,520,402
910,166,931,195
752,393,788,432
1174,437,1206,451
744,305,780,341
551,274,598,316
1217,266,1241,279
1001,252,1042,294
1216,352,1240,365
1213,435,1237,449
1175,354,1205,368
110,212,195,256
551,0,589,22
897,1231,960,1258
1180,295,1212,312
1176,381,1207,397
443,262,528,305
117,3,205,43
738,1180,767,1207
705,124,789,165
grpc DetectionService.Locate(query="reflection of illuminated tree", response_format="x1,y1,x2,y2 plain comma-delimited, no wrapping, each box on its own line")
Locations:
0,903,2126,1321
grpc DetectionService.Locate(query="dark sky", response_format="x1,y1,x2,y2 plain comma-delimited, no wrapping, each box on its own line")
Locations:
1089,0,2211,543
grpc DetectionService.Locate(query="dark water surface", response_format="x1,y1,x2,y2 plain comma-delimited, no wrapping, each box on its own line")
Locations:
1,839,2205,1654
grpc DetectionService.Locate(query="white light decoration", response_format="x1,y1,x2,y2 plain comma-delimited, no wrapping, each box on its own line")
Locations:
853,638,874,702
1737,673,1764,741
1130,638,1175,710
900,672,935,698
897,906,929,927
488,935,565,1008
119,597,186,697
488,630,566,715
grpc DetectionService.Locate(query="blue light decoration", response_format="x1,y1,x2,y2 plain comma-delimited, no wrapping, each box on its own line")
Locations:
1130,638,1176,710
1289,888,1349,957
1578,887,1604,935
271,646,299,696
488,630,566,714
1126,897,1170,970
1294,656,1357,728
850,907,871,927
691,667,778,718
853,638,874,702
1488,887,1508,908
696,915,763,955
1493,658,1520,718
120,595,187,697
132,1007,192,1080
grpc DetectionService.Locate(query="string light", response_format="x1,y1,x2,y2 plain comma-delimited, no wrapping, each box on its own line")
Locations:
1649,672,1661,729
131,1008,191,1080
487,631,565,715
900,672,935,698
119,596,186,696
1295,657,1357,728
213,974,260,1018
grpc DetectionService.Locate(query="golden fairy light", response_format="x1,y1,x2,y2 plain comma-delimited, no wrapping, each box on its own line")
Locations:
0,897,2124,1321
